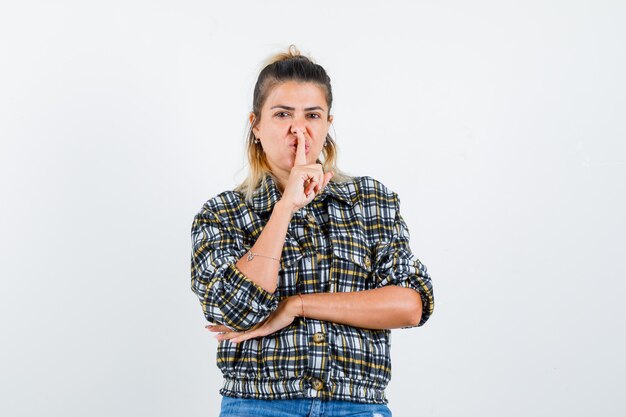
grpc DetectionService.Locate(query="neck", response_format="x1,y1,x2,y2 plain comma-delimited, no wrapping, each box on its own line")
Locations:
269,169,289,195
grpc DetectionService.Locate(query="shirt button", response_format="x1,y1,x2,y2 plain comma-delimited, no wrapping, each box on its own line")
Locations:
363,255,372,268
310,378,324,391
312,332,326,343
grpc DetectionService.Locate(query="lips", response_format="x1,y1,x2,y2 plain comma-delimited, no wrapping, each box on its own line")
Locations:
290,143,310,153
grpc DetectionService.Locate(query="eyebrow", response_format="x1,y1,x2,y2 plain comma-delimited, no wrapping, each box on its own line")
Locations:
270,105,326,112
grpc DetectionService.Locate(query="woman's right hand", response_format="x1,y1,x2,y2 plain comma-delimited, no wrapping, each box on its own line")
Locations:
280,129,334,213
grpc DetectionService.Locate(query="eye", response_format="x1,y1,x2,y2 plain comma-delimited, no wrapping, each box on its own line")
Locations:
307,113,321,119
274,111,290,118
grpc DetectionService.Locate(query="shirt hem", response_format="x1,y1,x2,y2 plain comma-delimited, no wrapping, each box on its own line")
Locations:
220,375,389,404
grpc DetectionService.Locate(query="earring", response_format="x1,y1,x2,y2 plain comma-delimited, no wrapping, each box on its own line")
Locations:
254,138,260,144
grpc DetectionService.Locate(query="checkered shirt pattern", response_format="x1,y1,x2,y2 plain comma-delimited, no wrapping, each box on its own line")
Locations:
190,173,434,404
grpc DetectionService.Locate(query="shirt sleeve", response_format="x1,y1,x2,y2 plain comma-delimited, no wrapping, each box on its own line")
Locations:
372,194,434,328
190,208,279,331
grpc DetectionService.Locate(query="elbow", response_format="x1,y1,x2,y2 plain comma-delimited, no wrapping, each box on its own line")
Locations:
404,289,423,328
202,312,257,333
389,285,424,328
193,263,279,331
202,306,252,332
202,289,278,332
201,297,264,332
407,302,422,327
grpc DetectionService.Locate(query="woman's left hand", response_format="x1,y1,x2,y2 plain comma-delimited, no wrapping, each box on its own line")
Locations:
205,297,299,344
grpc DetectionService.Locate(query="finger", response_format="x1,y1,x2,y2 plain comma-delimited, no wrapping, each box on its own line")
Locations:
305,179,318,196
205,323,234,332
215,330,242,341
315,164,325,192
294,129,307,166
230,331,258,344
322,171,334,189
205,324,229,333
231,321,273,343
213,321,265,341
229,327,265,344
313,172,324,193
304,166,322,194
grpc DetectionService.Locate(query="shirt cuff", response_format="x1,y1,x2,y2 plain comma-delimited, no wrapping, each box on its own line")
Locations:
221,262,279,330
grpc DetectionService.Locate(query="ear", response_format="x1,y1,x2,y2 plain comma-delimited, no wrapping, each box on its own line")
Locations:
327,114,334,124
249,112,259,133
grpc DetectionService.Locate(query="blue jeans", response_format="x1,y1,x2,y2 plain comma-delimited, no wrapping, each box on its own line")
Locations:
219,396,393,417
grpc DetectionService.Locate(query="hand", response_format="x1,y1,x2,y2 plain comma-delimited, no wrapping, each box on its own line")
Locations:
280,129,333,213
205,297,300,344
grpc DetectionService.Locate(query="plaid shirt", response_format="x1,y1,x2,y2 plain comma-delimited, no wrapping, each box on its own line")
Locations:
190,173,434,404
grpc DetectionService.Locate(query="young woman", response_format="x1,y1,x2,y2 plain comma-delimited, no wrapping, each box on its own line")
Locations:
191,45,434,417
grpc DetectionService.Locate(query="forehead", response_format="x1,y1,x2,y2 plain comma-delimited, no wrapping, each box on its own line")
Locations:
264,81,327,110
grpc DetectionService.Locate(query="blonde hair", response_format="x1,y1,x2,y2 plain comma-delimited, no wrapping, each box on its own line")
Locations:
234,45,353,201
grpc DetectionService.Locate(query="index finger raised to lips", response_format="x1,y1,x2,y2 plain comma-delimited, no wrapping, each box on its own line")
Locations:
294,129,307,166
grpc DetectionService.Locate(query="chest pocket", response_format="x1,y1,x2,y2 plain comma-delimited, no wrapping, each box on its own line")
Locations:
275,235,304,297
330,234,374,292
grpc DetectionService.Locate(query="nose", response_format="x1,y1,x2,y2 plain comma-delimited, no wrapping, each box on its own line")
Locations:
290,115,307,135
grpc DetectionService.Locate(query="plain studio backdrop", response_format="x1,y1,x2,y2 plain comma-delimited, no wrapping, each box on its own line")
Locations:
1,1,624,416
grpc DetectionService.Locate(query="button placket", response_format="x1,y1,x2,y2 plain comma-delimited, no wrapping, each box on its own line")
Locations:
310,378,324,391
312,332,326,343
304,210,325,291
306,321,329,395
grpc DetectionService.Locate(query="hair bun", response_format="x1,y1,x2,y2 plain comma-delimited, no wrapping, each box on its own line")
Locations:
263,44,315,67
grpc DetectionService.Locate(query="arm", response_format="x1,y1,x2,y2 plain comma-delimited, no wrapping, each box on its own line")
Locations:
191,176,332,331
298,191,433,329
294,285,423,329
192,146,333,332
207,191,434,341
287,192,433,329
210,286,421,343
230,130,333,294
190,208,273,332
370,193,434,328
234,200,293,293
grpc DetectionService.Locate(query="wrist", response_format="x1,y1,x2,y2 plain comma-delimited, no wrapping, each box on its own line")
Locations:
274,199,296,218
288,295,305,318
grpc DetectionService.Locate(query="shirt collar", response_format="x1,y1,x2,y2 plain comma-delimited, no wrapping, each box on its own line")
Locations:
250,173,357,214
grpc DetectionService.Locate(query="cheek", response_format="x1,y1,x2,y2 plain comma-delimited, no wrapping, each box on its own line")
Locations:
316,129,329,144
311,124,328,138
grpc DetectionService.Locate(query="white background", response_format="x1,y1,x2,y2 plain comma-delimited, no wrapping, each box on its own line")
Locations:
1,1,625,416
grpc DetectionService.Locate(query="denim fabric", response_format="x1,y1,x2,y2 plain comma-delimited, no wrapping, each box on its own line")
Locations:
219,395,393,417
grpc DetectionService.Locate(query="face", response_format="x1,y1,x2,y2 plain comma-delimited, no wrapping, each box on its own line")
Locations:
251,81,333,176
